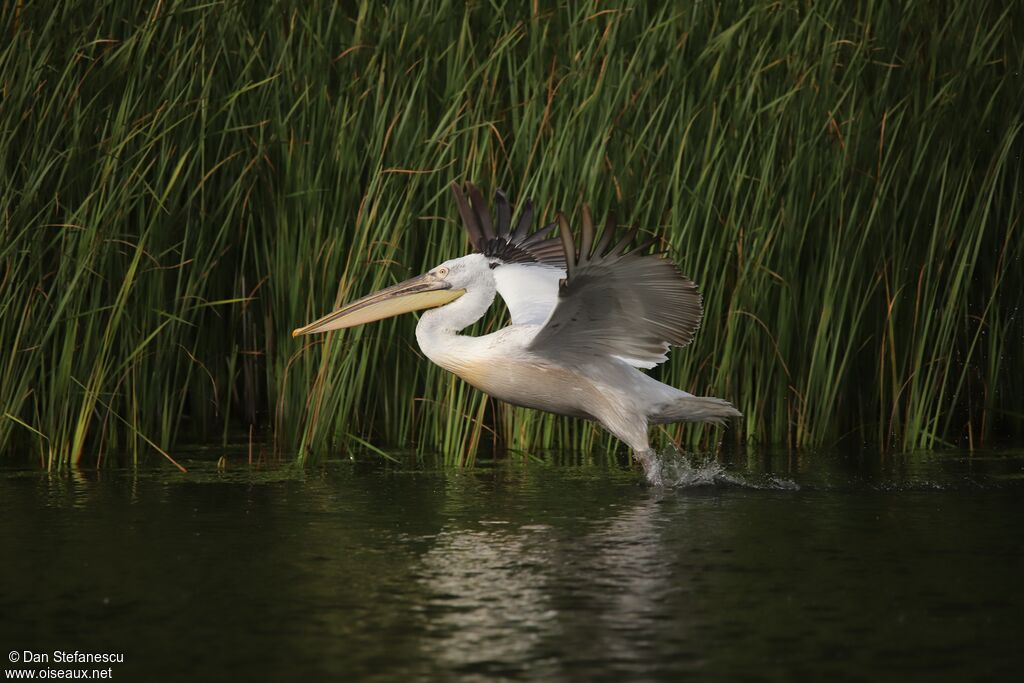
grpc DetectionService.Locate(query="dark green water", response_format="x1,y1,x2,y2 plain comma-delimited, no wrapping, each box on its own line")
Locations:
2,451,1022,682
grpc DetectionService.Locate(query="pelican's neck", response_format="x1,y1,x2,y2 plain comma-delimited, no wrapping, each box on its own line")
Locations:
415,280,496,370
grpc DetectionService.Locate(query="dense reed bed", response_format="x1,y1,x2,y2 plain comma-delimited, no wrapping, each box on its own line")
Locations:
1,1,1021,467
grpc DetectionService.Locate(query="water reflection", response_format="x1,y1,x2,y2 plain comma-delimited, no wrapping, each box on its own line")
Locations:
419,525,557,676
573,494,692,671
415,485,697,679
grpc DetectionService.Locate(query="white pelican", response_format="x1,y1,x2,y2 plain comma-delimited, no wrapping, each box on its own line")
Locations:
293,183,740,484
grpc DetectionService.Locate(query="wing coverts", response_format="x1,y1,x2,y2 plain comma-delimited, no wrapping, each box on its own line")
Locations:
528,206,703,367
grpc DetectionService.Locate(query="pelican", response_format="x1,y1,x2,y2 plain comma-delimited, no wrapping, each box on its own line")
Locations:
293,183,740,484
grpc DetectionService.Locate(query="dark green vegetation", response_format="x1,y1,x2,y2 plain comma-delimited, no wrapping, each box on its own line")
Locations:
1,1,1021,466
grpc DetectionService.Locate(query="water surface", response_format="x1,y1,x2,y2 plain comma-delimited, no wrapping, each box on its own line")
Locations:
2,450,1022,681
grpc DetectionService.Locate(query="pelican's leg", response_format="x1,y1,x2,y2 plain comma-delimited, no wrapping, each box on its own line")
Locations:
594,410,663,486
633,449,663,487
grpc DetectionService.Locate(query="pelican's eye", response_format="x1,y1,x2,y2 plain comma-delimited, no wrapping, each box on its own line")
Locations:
435,266,450,278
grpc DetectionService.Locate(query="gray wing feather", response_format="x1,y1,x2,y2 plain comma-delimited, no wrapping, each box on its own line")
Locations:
528,207,703,366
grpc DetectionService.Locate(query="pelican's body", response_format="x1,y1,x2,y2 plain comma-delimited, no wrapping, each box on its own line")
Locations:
294,184,740,484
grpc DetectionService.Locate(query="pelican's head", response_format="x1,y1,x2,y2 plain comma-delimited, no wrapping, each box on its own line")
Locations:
292,254,494,337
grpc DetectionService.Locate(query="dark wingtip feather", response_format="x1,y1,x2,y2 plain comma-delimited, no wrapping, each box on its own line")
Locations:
467,184,495,241
595,213,616,256
631,236,659,255
450,181,484,252
611,225,640,255
494,190,512,238
557,212,575,279
511,199,533,242
580,204,594,264
519,221,557,248
449,182,566,267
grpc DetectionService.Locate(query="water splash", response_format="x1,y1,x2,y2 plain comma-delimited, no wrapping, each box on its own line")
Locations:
653,449,800,490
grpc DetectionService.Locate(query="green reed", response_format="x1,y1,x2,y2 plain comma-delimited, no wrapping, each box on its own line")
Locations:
1,0,1021,467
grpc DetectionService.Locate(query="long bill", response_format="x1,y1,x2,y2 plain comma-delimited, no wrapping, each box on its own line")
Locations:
292,272,464,337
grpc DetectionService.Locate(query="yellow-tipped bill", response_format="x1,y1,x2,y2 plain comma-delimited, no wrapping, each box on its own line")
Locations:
292,273,464,337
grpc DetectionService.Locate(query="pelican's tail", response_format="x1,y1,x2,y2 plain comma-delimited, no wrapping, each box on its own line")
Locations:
652,396,742,426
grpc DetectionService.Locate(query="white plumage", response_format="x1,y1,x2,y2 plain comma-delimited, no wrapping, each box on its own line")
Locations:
293,183,741,485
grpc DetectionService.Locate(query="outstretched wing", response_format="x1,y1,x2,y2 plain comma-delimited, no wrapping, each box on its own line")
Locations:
450,182,565,324
527,206,703,368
